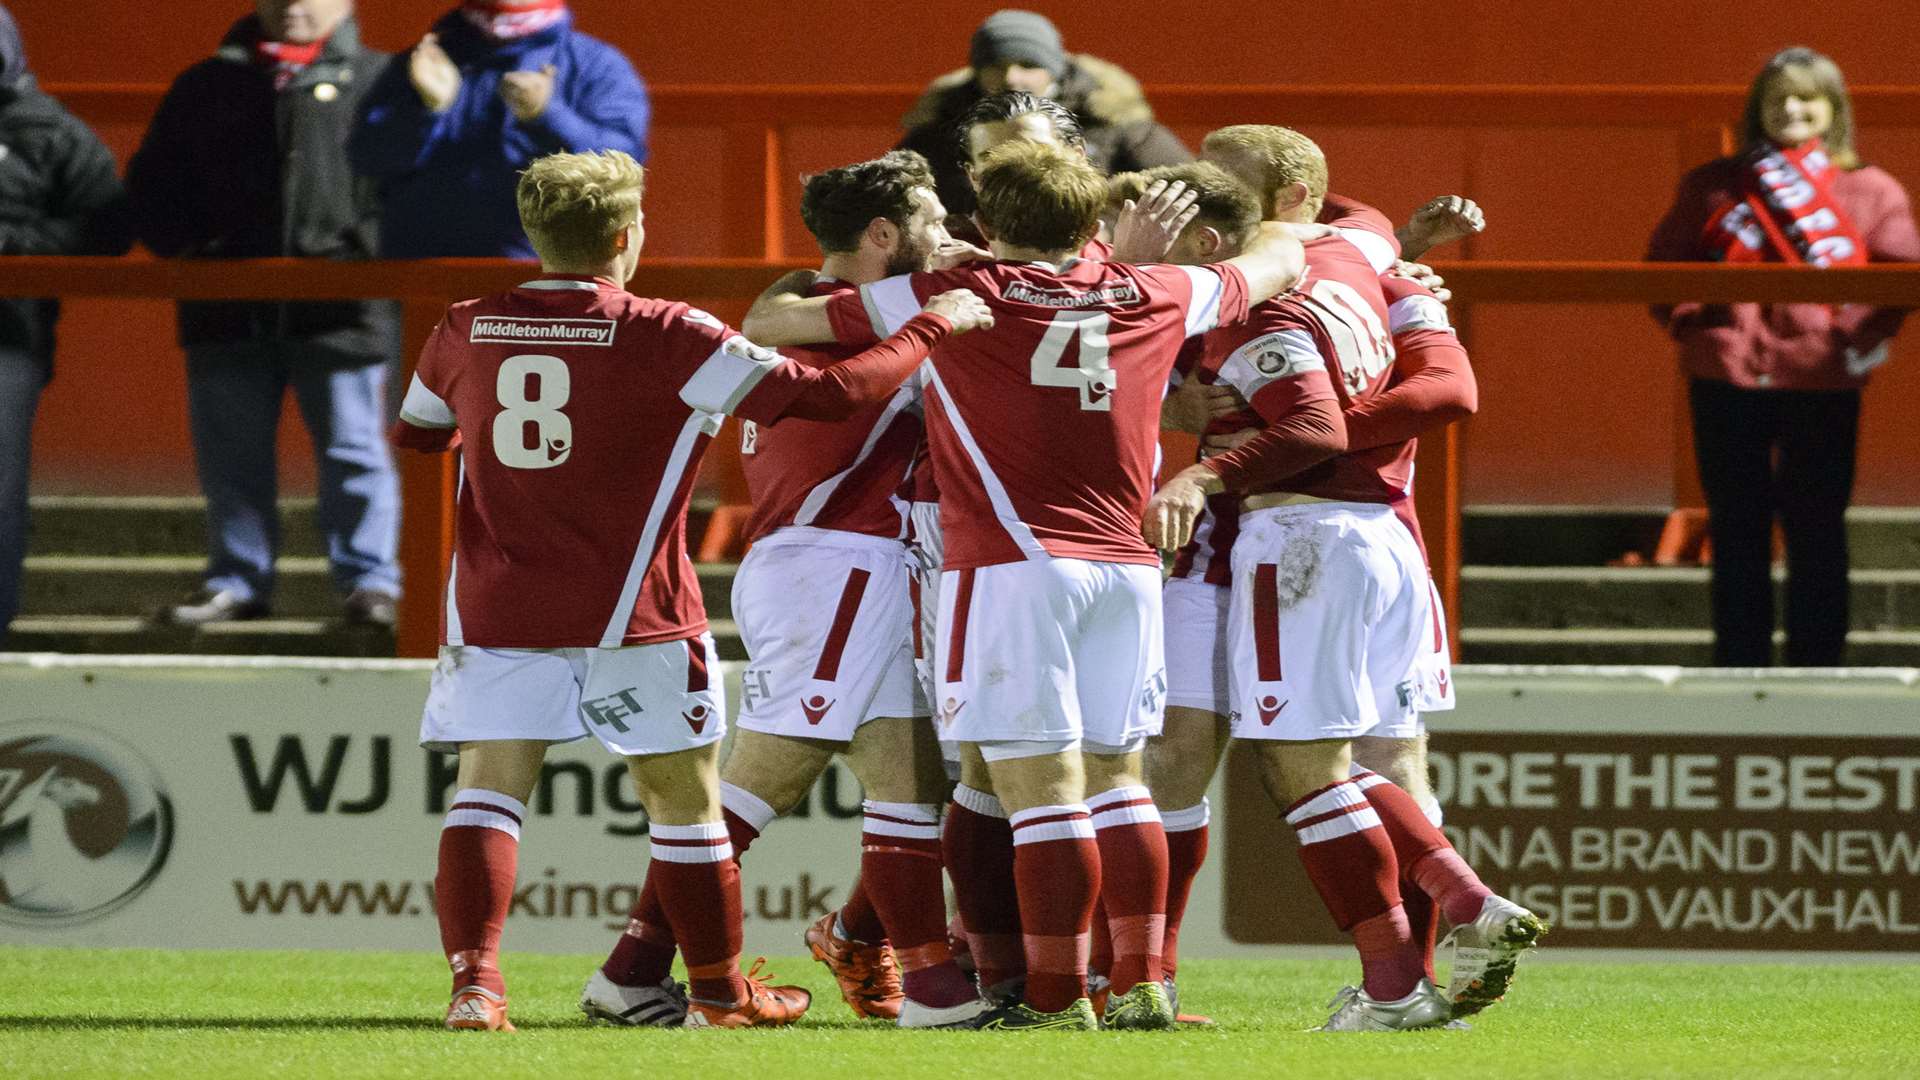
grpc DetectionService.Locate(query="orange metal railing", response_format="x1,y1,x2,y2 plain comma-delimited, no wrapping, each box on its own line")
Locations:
16,82,1920,654
2,256,1915,657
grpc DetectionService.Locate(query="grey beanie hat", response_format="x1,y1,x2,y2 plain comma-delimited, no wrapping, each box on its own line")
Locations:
969,9,1068,79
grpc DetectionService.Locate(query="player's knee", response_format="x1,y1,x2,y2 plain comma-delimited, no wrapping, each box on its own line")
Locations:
719,729,837,814
1257,740,1353,806
979,743,1083,813
1083,734,1147,794
453,739,550,804
625,742,722,825
1353,735,1427,797
1147,708,1228,806
847,717,949,803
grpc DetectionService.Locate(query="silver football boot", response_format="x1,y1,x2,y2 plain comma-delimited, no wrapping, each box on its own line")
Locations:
1318,978,1453,1032
1440,895,1548,1018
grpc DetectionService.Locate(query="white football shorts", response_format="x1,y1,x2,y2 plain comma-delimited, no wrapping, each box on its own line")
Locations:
1162,574,1231,717
732,528,920,741
936,557,1167,747
420,633,725,757
907,501,943,720
1226,502,1433,743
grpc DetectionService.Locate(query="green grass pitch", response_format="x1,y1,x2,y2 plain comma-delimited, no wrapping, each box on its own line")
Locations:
3,947,1916,1078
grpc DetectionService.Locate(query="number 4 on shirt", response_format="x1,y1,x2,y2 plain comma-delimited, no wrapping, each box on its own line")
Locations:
1029,312,1116,411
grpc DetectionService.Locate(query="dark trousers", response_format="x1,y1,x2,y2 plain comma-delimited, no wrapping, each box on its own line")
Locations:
0,348,48,638
1689,378,1860,667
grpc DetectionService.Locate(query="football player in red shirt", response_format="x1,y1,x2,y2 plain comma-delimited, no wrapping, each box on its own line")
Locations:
746,140,1307,1030
1142,127,1540,1031
392,149,992,1031
1134,160,1485,1018
593,151,987,1029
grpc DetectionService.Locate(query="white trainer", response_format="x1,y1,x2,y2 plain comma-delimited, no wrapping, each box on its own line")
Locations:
1440,895,1547,1018
579,970,690,1027
897,995,990,1029
1317,979,1452,1032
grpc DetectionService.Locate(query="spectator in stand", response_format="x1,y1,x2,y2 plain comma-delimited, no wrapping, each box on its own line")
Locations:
126,0,401,628
898,9,1189,223
0,3,128,642
348,0,649,258
1648,46,1920,666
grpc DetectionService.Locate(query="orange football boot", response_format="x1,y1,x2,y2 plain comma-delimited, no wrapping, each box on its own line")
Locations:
445,985,515,1032
804,911,903,1019
683,959,813,1029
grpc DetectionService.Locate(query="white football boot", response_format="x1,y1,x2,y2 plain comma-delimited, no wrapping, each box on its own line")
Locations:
579,970,690,1027
1317,979,1452,1032
1440,895,1548,1018
898,995,991,1029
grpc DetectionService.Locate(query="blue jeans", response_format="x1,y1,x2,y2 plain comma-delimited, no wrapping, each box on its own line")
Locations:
185,339,401,603
0,347,47,637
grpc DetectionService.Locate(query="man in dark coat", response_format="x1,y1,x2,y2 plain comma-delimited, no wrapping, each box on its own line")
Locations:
126,0,402,627
0,3,128,641
898,9,1190,220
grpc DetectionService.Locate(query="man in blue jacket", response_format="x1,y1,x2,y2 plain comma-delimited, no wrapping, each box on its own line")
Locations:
349,1,650,258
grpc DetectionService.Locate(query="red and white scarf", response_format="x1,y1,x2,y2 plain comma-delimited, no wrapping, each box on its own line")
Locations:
462,0,568,41
1705,140,1868,268
252,36,326,90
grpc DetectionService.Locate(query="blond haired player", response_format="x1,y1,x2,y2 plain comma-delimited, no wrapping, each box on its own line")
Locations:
747,141,1307,1030
392,148,992,1031
1142,127,1540,1031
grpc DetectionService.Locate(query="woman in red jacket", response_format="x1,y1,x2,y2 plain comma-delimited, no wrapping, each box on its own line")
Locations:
1648,46,1920,667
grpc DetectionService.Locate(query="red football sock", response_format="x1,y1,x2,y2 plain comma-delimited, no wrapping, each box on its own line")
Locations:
647,821,746,1007
602,877,678,988
720,781,774,860
1160,799,1211,979
943,784,1024,994
838,879,888,945
436,788,524,997
1088,786,1166,994
1088,899,1112,981
602,784,771,988
1010,803,1100,1013
861,801,973,1008
1284,779,1423,1001
1401,882,1440,981
1351,770,1493,927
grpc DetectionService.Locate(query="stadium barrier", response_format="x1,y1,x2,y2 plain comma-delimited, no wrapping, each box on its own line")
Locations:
3,654,1914,957
3,255,1917,659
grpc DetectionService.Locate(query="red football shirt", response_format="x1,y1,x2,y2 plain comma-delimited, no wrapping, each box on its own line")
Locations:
741,279,924,544
827,257,1250,569
397,276,942,647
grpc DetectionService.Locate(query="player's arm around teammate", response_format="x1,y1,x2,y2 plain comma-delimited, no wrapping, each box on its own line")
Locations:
709,153,991,1028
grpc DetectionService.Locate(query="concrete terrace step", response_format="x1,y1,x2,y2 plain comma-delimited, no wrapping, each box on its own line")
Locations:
3,616,394,658
20,555,340,618
1460,565,1920,631
1463,505,1920,569
1459,627,1920,667
27,496,324,558
1,615,747,662
25,495,725,559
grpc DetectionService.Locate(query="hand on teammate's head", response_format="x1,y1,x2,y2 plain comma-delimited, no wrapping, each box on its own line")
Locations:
1390,261,1451,304
1404,196,1484,254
